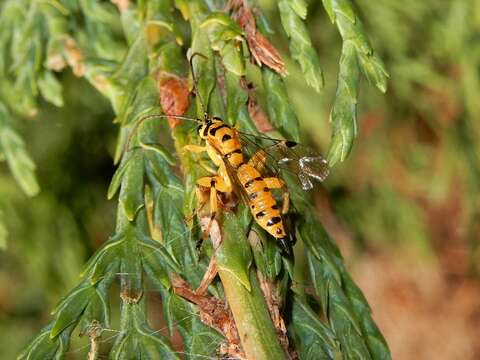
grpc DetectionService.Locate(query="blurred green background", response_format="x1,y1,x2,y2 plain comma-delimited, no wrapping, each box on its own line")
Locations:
1,0,480,359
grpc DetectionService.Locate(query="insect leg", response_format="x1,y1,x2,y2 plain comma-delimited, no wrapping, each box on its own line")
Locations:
264,177,290,214
196,176,232,249
198,161,217,175
182,144,208,154
185,186,209,224
182,144,218,174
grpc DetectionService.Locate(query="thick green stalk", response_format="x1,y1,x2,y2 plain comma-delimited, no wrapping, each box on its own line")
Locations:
220,269,287,360
217,212,287,359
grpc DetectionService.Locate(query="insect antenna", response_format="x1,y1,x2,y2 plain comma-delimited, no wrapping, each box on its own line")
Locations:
188,52,209,120
125,114,201,153
124,52,209,154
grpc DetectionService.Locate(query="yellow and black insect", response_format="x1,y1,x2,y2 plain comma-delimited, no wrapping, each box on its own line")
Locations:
128,54,329,255
187,116,293,253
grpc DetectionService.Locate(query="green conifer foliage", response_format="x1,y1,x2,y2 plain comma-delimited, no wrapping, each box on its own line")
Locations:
0,1,391,359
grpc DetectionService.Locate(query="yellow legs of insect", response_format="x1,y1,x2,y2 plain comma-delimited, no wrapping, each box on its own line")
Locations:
182,145,218,174
196,174,231,235
183,144,233,249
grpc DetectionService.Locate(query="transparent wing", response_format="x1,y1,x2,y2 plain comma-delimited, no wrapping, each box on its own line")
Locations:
223,159,253,207
238,131,330,190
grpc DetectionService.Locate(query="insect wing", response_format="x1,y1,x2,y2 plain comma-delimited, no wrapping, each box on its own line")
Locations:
297,170,314,190
224,159,253,207
237,132,282,177
281,143,329,189
238,131,330,189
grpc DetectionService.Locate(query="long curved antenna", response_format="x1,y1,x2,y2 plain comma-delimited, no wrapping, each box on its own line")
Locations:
125,53,209,154
189,52,209,120
125,113,201,152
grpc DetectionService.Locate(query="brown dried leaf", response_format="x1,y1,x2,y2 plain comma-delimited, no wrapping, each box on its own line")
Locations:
172,275,246,359
256,270,293,358
242,80,274,132
111,0,130,13
86,320,102,360
248,32,287,76
227,0,287,76
195,218,222,295
196,255,219,296
64,36,85,77
156,72,190,128
45,52,67,72
199,217,223,250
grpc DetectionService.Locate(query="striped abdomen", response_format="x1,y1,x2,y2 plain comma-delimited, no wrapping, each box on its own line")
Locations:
203,120,245,168
237,164,286,240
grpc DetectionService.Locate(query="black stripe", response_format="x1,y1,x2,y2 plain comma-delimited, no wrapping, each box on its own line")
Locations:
221,134,232,142
234,161,244,169
245,176,263,188
203,123,211,137
209,124,229,136
271,205,279,210
285,140,297,148
266,216,281,226
225,149,242,158
255,211,266,219
263,187,269,192
244,179,255,188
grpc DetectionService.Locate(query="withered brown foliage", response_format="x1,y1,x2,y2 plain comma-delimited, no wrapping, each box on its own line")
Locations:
241,80,274,132
227,0,287,76
256,271,296,359
171,275,246,360
196,256,219,296
156,72,190,128
64,37,85,77
111,0,130,14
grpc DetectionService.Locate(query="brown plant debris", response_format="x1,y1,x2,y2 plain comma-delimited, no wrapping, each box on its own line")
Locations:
242,79,274,132
256,270,294,359
199,217,223,250
120,283,143,304
45,43,67,72
196,256,219,296
64,36,85,77
227,0,287,76
171,275,246,360
111,0,130,14
156,72,190,128
196,217,222,295
86,320,103,360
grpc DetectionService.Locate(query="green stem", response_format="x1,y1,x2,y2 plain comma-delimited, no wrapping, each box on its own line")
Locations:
219,269,287,360
216,212,287,360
